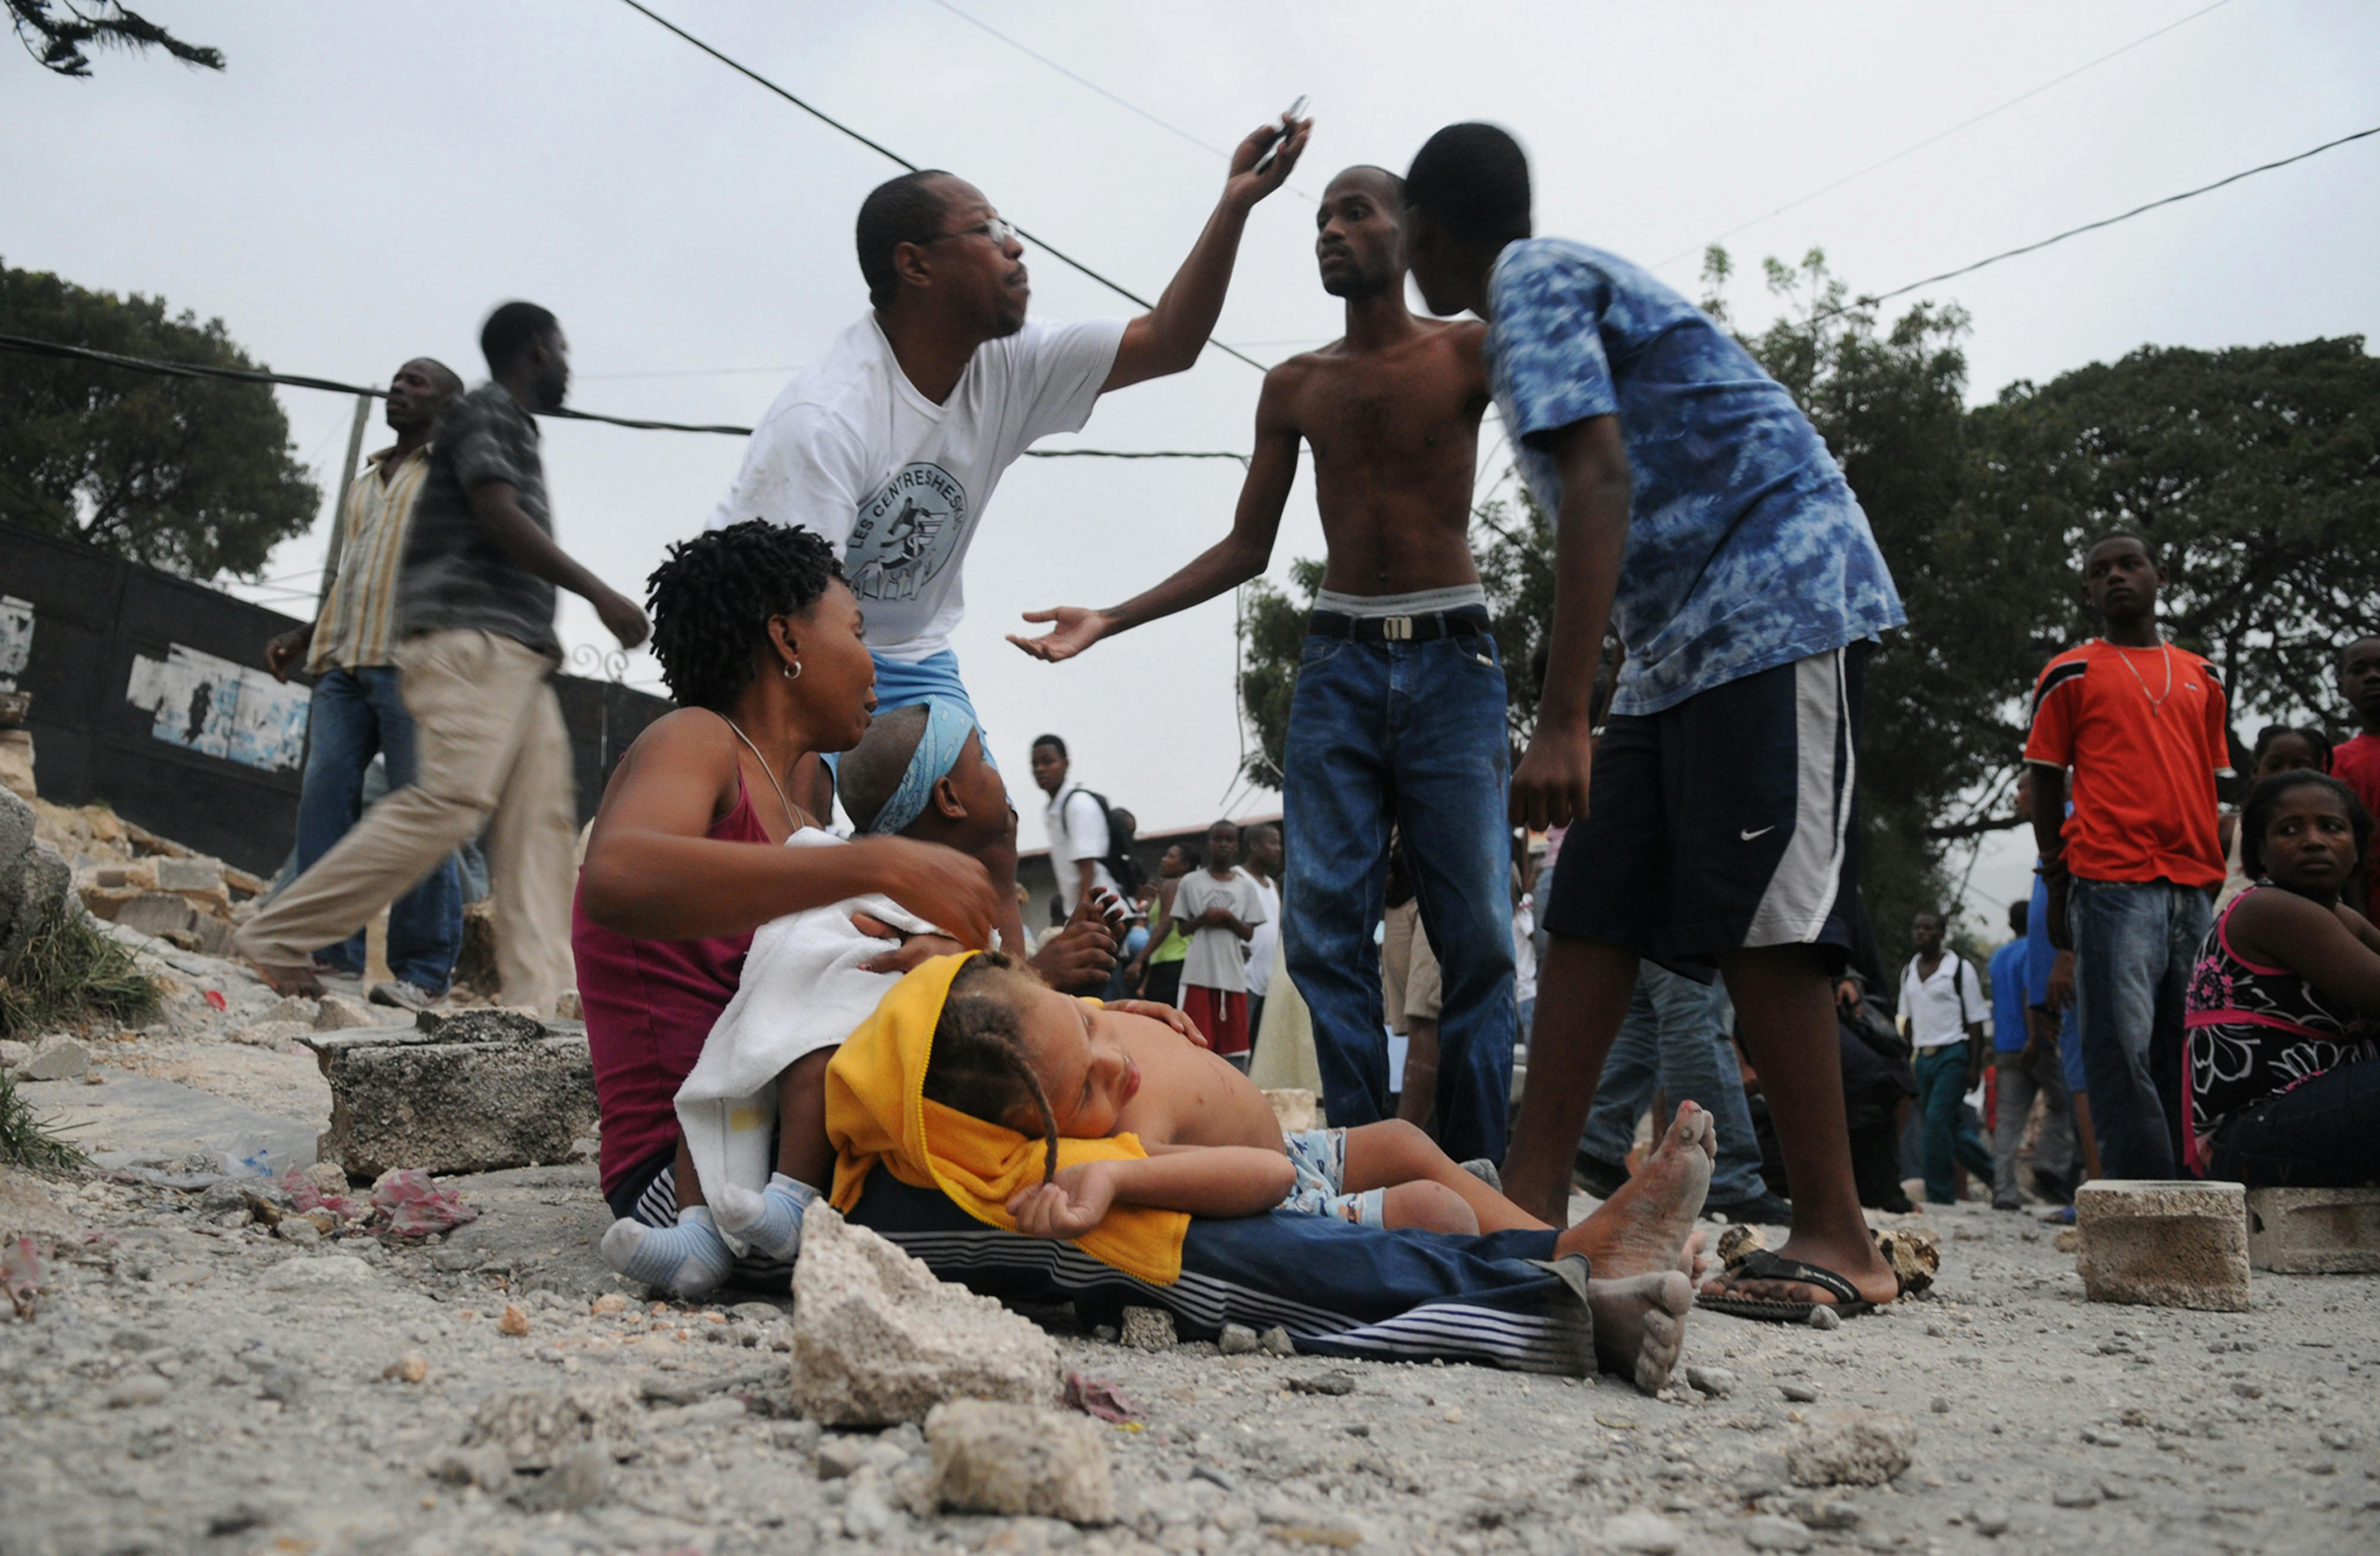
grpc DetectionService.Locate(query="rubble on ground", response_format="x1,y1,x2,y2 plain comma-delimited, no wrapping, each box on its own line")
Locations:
305,1010,600,1179
785,1205,1062,1426
2,837,2377,1552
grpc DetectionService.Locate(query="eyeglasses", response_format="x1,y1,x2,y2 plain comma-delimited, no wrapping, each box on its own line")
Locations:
929,216,1019,248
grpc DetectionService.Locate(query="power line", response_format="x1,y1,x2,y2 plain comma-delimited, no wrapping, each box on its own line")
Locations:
615,0,1266,373
920,0,1314,205
0,331,1248,459
1842,122,2380,315
1651,0,2237,271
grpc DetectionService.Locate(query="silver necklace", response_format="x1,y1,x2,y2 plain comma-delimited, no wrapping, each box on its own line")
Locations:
2108,638,2175,715
722,716,803,833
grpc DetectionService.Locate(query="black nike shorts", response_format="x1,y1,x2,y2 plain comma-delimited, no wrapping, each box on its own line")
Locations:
1540,643,1865,979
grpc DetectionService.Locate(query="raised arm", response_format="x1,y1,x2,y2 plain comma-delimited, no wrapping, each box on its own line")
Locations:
1011,368,1301,662
1510,415,1632,830
1100,116,1312,393
577,713,999,946
465,479,650,648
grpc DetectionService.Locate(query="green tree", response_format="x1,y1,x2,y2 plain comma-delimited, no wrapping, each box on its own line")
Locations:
7,0,220,76
1968,336,2380,728
0,262,319,579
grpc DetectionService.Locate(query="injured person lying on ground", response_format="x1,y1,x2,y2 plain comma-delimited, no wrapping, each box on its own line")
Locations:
578,607,1717,1387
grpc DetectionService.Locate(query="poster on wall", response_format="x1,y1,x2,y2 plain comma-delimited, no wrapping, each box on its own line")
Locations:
123,644,310,773
0,595,31,691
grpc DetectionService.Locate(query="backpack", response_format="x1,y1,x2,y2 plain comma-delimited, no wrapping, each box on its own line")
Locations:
1067,787,1146,900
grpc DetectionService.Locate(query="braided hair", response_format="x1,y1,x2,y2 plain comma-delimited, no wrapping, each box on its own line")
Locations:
645,520,843,711
921,952,1062,1184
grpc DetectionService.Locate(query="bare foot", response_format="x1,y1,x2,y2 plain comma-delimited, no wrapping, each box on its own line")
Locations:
1589,1270,1695,1395
1555,1102,1714,1278
1697,1230,1899,1309
250,961,324,998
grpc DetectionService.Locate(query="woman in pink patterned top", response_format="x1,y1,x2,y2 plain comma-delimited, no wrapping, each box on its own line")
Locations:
2183,771,2380,1185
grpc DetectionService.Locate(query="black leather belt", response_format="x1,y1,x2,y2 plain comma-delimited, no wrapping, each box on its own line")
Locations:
1308,606,1491,643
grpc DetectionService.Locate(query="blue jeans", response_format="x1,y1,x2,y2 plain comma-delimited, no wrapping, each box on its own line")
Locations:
2066,877,2209,1180
1282,626,1516,1165
1914,1046,1994,1204
293,666,461,992
1577,963,1768,1205
2207,1060,2380,1187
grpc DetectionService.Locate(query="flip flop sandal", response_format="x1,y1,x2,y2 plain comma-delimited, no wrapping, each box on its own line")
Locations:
1696,1250,1876,1323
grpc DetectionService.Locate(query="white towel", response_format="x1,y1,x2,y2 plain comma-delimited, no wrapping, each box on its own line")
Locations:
673,830,936,1241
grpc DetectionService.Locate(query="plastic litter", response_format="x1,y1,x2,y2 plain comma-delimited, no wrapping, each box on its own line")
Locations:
366,1168,480,1239
208,1131,295,1181
273,1167,359,1227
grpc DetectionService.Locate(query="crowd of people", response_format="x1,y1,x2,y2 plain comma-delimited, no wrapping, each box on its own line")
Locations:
227,110,2374,1393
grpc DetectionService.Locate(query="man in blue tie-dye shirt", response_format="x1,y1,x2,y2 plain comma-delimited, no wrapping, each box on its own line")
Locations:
1402,122,1906,1320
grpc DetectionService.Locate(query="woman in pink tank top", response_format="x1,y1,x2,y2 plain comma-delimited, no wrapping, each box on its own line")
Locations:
572,522,1001,1296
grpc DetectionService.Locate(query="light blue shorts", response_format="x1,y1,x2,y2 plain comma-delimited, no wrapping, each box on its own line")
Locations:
1281,1127,1386,1228
825,647,995,775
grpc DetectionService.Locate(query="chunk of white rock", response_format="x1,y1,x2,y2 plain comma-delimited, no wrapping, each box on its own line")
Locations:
927,1399,1115,1525
785,1204,1060,1426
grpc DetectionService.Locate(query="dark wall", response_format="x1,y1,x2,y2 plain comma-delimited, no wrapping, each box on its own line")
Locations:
0,519,669,875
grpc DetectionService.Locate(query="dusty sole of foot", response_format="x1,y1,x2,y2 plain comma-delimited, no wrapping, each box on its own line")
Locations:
1557,1102,1715,1279
1589,1269,1695,1395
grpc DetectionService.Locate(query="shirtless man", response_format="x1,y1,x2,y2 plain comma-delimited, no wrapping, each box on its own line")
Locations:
1012,166,1517,1166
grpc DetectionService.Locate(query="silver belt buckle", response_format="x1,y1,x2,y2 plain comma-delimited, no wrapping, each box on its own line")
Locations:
1382,615,1414,641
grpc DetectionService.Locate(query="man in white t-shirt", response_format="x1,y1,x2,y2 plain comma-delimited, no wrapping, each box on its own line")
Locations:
1240,821,1283,1042
1028,733,1115,919
1898,910,1994,1206
708,115,1312,950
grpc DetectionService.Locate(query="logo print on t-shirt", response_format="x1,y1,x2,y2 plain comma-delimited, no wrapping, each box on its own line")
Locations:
845,463,968,604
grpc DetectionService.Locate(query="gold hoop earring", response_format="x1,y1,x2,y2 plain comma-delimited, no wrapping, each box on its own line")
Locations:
781,660,802,681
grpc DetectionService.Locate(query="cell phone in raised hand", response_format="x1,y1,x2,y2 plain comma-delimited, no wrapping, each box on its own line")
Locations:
1254,95,1308,174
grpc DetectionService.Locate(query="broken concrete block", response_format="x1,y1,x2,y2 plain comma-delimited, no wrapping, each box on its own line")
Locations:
18,1038,88,1081
303,1013,597,1179
153,855,229,911
2075,1179,2250,1312
1119,1306,1177,1351
115,892,197,939
1786,1409,1915,1487
927,1399,1114,1524
312,994,384,1032
785,1204,1060,1426
2246,1186,2380,1274
414,1007,546,1044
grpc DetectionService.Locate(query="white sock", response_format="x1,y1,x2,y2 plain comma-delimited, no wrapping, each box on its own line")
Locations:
738,1174,820,1263
600,1205,734,1300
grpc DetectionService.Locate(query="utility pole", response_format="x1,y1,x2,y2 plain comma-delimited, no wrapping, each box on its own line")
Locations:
316,392,374,608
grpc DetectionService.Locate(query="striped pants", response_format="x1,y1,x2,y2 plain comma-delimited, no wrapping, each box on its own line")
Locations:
611,1155,1598,1375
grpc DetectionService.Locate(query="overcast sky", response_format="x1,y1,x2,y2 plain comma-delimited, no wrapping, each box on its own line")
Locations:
8,0,2377,936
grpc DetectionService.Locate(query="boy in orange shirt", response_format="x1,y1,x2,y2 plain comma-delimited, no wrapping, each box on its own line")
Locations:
2026,534,2229,1179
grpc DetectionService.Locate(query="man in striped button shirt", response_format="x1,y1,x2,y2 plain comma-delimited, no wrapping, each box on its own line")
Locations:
263,357,465,1007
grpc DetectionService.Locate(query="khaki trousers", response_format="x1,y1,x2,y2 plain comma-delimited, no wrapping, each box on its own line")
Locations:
236,629,578,1014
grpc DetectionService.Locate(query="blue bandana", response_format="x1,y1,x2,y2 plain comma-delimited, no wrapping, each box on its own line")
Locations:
866,696,976,836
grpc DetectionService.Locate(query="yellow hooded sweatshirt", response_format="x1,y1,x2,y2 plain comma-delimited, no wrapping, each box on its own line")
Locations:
824,952,1188,1286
